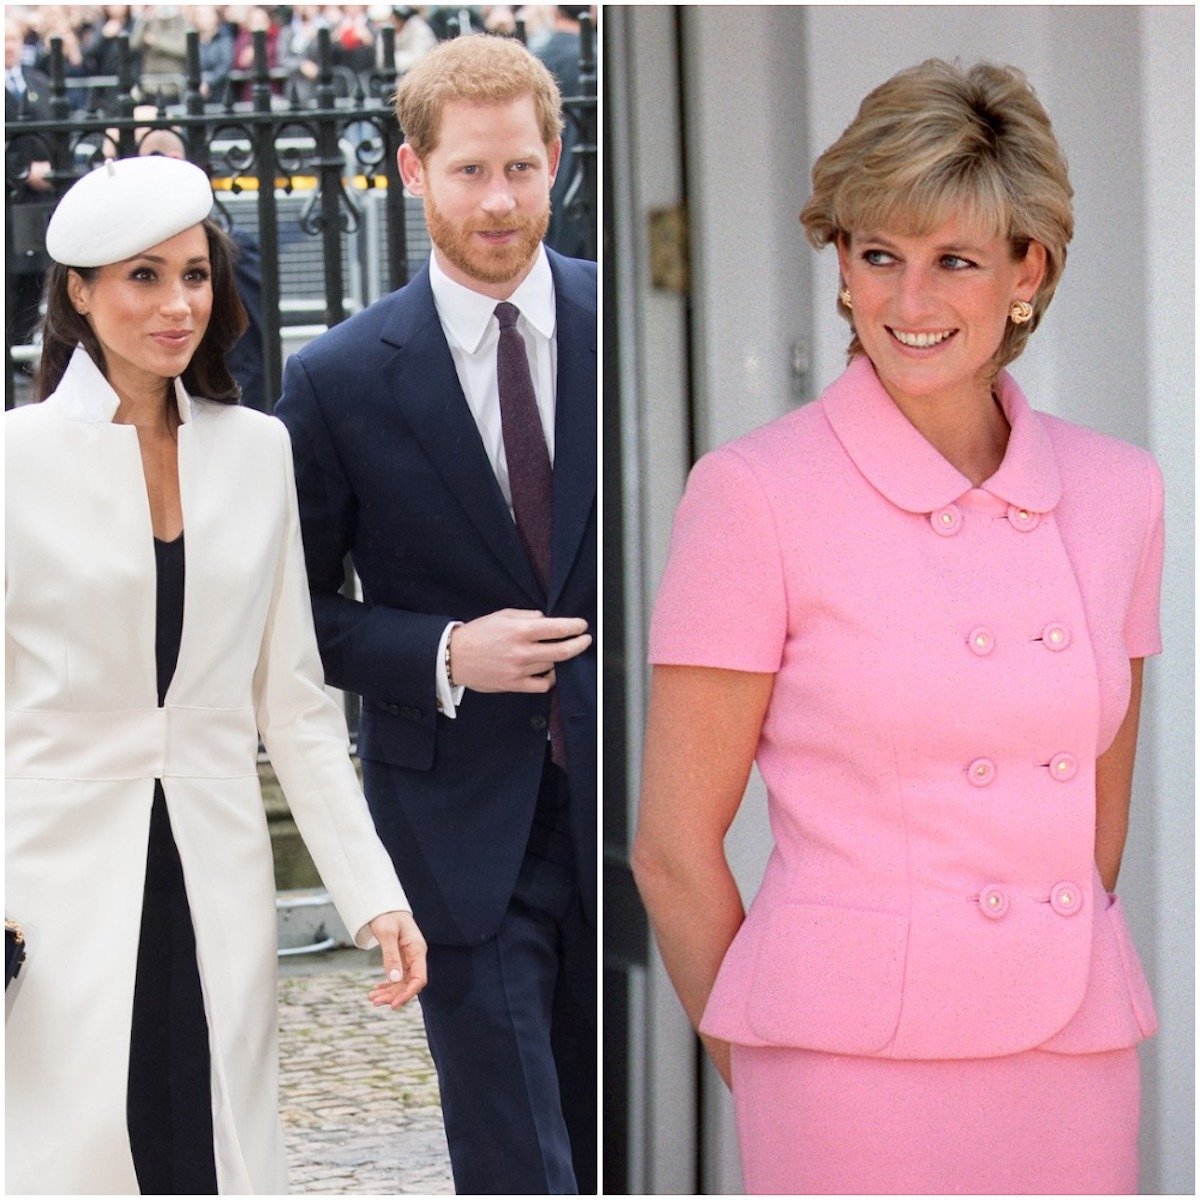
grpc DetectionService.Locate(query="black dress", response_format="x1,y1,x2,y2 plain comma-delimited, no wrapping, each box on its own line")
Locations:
126,534,219,1193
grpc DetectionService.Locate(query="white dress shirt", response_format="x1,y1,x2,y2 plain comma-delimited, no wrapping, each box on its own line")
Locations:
428,244,559,716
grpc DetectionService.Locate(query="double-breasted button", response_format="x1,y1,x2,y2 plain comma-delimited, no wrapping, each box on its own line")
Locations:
930,505,962,536
1048,752,1078,781
531,715,547,731
968,627,995,656
1049,882,1082,916
1041,623,1071,651
1007,504,1041,532
967,757,996,787
979,886,1008,919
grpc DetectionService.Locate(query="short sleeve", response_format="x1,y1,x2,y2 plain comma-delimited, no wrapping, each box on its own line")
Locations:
1123,455,1165,657
648,446,787,673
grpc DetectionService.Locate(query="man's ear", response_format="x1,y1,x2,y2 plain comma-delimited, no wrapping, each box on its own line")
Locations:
546,136,562,186
398,142,425,196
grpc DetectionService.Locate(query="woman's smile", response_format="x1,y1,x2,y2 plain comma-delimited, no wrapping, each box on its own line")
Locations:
888,327,957,350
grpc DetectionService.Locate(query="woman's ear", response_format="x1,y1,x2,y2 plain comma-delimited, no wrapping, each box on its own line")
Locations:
1017,240,1048,300
66,269,90,317
835,231,851,281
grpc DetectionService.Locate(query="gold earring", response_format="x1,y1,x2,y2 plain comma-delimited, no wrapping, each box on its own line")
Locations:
839,286,852,310
1009,299,1033,325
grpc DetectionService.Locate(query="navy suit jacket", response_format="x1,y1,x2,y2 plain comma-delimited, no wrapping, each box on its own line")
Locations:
276,248,597,945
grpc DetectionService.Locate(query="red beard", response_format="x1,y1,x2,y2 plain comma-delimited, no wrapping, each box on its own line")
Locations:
424,191,550,287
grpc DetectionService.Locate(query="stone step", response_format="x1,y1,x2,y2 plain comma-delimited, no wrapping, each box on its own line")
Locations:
277,887,352,956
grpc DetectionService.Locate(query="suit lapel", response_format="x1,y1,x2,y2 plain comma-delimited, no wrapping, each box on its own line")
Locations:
548,254,597,607
382,270,544,603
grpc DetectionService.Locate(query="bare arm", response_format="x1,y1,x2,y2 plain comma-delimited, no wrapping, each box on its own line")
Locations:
632,664,774,1088
1095,658,1145,893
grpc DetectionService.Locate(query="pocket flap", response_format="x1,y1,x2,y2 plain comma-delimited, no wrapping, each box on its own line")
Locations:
745,902,907,1053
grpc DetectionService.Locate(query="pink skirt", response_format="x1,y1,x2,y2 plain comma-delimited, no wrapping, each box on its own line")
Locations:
731,1043,1140,1195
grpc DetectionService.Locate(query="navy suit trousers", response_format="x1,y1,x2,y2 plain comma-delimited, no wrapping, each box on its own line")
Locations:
389,753,596,1194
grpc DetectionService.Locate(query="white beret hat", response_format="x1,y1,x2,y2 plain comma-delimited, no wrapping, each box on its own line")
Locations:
45,156,214,268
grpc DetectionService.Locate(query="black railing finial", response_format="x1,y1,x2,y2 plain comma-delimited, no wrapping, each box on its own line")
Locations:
252,28,273,113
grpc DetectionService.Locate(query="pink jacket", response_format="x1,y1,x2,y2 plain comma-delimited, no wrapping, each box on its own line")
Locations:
649,355,1164,1059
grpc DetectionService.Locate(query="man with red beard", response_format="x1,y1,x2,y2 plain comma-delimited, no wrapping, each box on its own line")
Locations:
275,34,597,1196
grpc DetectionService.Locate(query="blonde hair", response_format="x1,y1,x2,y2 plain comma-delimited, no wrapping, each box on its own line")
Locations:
800,59,1074,370
394,34,563,160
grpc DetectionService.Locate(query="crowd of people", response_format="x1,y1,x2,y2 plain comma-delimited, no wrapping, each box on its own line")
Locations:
5,4,592,111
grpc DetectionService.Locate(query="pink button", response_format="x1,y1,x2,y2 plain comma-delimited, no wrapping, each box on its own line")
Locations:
1007,504,1041,532
968,627,995,657
1049,882,1082,916
1041,623,1071,651
1049,753,1078,781
979,886,1008,919
967,757,996,787
930,505,961,536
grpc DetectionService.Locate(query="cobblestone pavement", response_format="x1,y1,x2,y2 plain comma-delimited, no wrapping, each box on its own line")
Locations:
278,948,453,1195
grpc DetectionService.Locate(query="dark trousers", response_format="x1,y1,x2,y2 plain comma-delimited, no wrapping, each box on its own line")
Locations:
419,756,597,1194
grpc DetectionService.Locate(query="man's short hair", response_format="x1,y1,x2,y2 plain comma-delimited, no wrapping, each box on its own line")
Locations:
394,34,564,160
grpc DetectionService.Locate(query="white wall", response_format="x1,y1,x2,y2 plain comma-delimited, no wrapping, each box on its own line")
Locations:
1132,8,1195,1196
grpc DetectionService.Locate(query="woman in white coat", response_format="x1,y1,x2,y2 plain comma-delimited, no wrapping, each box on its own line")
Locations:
5,155,428,1194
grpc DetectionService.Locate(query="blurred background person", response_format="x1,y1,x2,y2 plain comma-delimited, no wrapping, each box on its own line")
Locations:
130,5,189,102
388,5,436,75
5,12,54,352
531,4,587,259
188,4,234,100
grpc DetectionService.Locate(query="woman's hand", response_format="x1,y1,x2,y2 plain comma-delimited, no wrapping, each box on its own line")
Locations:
365,910,428,1008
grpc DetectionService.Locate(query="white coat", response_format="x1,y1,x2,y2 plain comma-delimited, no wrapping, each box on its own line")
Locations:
5,348,411,1194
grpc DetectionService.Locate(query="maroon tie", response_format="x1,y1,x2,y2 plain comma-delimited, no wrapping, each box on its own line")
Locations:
495,301,566,768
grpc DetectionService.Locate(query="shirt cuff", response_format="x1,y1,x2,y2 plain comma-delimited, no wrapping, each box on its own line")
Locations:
435,620,466,718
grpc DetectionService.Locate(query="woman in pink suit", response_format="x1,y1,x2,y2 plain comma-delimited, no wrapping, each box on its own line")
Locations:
633,60,1163,1195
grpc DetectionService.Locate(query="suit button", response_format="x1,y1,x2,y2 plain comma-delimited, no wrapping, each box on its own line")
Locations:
1049,752,1078,781
1050,882,1082,916
383,703,400,716
967,757,996,787
1041,623,1070,651
401,706,422,721
1007,504,1041,532
930,504,961,536
979,886,1008,919
968,627,995,656
531,715,547,731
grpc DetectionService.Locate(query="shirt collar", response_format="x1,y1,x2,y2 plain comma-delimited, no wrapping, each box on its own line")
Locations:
820,354,1062,514
46,344,194,426
428,243,556,353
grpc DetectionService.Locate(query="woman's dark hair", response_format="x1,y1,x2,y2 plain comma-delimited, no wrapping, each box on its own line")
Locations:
35,217,249,405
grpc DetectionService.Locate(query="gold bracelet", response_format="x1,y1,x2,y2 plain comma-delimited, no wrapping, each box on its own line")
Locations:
445,628,456,689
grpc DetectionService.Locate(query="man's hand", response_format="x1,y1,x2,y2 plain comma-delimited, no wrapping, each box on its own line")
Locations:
450,609,591,694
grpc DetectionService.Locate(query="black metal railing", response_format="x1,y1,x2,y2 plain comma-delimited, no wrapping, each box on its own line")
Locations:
5,15,597,412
